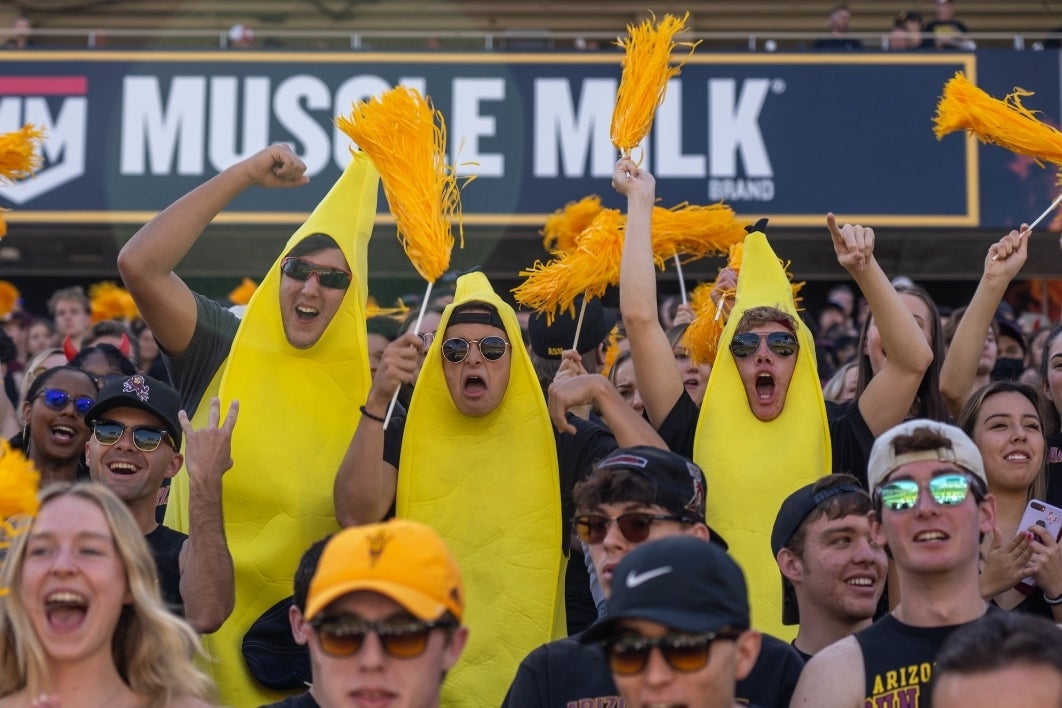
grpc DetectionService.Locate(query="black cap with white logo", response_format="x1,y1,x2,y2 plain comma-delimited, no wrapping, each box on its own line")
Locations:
581,535,749,643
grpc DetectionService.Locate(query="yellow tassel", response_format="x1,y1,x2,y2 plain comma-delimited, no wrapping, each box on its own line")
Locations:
514,209,626,321
542,195,603,255
228,277,257,306
337,87,466,284
0,124,45,240
0,124,44,183
686,244,743,365
0,440,40,563
0,280,19,318
601,324,622,378
935,72,1062,170
88,281,138,323
652,202,748,261
612,12,699,155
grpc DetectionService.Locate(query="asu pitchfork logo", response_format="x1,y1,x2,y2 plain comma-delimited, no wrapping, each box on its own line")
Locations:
0,76,87,203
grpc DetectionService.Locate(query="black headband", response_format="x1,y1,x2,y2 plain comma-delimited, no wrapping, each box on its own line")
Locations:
448,310,506,331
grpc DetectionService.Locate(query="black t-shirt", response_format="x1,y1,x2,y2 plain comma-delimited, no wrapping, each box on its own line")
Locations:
145,523,187,616
826,400,876,487
502,630,802,708
855,608,997,708
655,389,699,459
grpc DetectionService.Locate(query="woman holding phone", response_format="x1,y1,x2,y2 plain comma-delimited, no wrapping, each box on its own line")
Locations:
958,380,1062,619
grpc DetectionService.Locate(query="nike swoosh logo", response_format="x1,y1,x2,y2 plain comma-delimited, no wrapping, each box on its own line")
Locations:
625,565,673,588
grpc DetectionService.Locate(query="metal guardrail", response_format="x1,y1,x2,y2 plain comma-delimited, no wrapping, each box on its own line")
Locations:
3,28,1061,51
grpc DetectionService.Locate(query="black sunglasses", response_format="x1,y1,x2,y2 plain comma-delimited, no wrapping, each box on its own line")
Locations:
36,388,95,417
604,630,741,675
310,616,454,659
92,419,175,453
280,257,352,290
876,473,973,512
441,336,510,363
729,331,798,358
572,512,690,545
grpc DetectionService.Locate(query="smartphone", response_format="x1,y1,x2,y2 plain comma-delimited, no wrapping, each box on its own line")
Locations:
1015,499,1062,594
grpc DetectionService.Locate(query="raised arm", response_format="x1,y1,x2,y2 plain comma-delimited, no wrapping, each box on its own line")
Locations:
547,372,666,449
827,213,933,436
117,144,309,357
615,157,684,427
939,226,1028,418
177,397,237,634
334,332,421,526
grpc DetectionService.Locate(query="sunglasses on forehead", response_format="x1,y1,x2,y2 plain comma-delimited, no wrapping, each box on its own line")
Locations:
441,336,510,363
92,420,175,453
310,616,455,659
572,512,690,545
875,473,973,512
36,389,95,417
729,331,798,358
280,257,352,290
604,630,742,675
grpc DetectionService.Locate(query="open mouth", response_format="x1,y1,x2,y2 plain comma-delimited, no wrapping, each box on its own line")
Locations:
1005,451,1031,462
846,576,876,588
914,531,948,542
463,374,487,396
755,373,776,401
49,424,77,443
45,590,88,631
106,460,139,476
295,304,319,322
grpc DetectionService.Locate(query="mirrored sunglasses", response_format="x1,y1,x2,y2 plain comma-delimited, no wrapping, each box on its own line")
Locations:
729,331,798,358
92,419,175,453
605,631,741,676
441,336,510,363
37,388,95,417
876,473,972,512
572,512,689,545
310,616,454,659
280,257,352,290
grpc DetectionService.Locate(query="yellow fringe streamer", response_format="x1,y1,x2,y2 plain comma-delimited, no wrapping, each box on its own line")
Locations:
0,124,45,240
542,195,603,255
934,72,1062,171
0,280,19,318
611,12,699,154
337,87,465,284
228,277,258,306
515,202,746,323
89,281,139,323
601,324,622,378
0,440,40,580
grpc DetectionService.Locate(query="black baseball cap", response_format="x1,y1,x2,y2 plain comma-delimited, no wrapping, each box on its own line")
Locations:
594,446,726,549
528,294,616,359
84,373,183,448
582,536,749,643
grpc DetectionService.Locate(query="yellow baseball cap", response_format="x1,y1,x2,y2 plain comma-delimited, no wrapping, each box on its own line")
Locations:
305,519,464,623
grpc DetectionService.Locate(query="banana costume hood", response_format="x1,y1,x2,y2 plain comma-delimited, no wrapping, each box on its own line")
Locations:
398,271,564,707
166,152,379,707
693,228,830,641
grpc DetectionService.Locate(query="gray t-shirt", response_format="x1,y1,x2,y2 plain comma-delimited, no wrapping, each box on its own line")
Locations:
163,292,240,418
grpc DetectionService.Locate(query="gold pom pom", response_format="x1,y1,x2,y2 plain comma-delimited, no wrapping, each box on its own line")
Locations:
0,280,19,318
542,195,604,255
0,124,45,240
89,281,138,323
228,277,258,306
337,87,467,284
612,12,699,155
0,440,40,563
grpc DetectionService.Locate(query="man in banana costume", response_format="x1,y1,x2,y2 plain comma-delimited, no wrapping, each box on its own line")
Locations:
119,144,380,706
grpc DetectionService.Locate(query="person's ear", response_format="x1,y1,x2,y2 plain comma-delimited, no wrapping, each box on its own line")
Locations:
776,547,803,584
733,630,762,681
688,523,711,542
289,605,310,646
443,626,469,670
979,492,997,536
164,452,184,480
868,510,887,548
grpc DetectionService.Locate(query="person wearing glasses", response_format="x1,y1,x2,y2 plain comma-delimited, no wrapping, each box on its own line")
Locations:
11,364,97,486
118,144,379,705
277,518,468,708
83,373,236,634
338,271,666,705
791,419,999,707
503,446,804,708
580,536,762,708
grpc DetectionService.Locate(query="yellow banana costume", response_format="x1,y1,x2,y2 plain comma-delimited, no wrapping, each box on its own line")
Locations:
398,272,565,707
166,152,379,707
693,230,830,641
